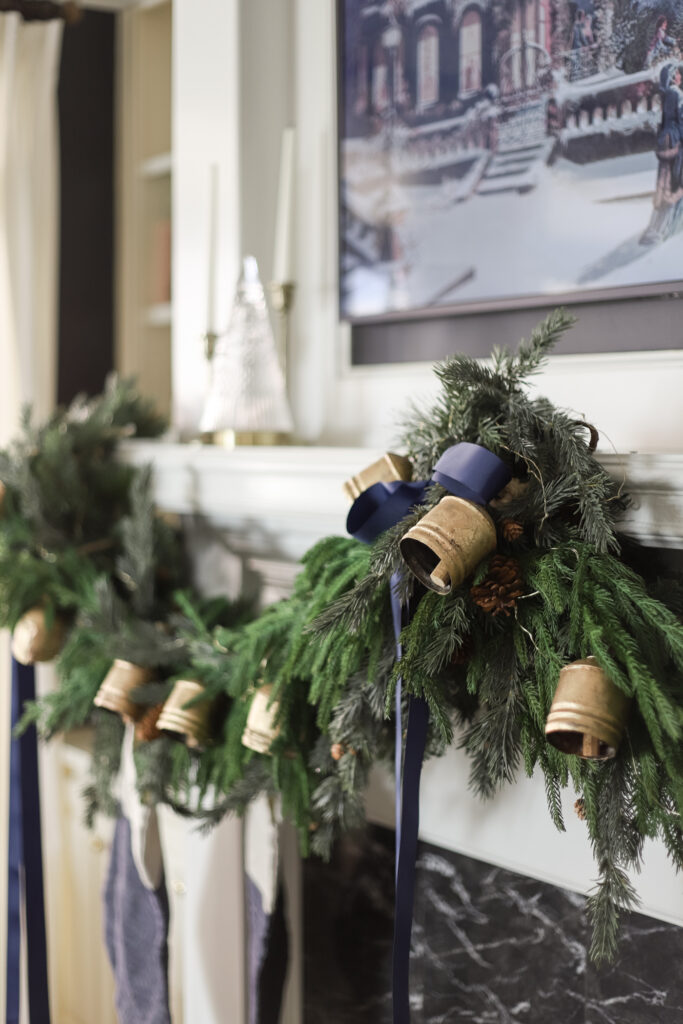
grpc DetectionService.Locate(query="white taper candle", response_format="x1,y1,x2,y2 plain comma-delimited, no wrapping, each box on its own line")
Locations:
206,163,219,333
272,127,295,284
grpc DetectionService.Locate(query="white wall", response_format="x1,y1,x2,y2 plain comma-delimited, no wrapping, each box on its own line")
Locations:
173,0,683,451
172,0,242,435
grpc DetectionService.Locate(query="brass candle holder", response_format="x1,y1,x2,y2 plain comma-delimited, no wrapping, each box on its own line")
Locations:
267,281,295,381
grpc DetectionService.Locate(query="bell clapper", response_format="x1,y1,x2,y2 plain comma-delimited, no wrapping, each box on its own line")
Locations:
582,733,601,758
429,561,451,592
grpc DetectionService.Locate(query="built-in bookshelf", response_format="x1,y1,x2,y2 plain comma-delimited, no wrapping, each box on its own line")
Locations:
116,0,173,416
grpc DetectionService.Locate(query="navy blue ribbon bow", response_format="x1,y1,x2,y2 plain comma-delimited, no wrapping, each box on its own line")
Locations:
346,442,510,1024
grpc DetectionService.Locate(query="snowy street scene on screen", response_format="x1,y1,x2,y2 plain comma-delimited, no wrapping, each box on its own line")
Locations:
339,0,683,320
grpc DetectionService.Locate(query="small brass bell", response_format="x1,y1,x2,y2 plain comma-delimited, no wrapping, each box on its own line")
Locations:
94,660,154,722
11,606,67,665
545,656,630,760
400,495,497,595
242,684,281,754
343,452,413,502
157,679,212,749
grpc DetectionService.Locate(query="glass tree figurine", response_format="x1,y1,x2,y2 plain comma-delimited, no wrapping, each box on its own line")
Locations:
200,256,294,444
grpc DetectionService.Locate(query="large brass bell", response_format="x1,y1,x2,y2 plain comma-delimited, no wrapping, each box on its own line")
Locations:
242,684,281,754
157,679,212,749
93,659,154,721
545,657,630,760
400,495,497,595
11,606,68,665
343,452,412,501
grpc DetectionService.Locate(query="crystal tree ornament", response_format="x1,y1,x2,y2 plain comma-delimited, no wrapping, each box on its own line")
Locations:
200,256,294,444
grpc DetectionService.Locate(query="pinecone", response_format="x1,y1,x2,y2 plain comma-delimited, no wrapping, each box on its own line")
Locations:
490,477,528,508
470,555,524,617
135,703,165,743
502,519,524,542
330,742,356,761
574,798,587,821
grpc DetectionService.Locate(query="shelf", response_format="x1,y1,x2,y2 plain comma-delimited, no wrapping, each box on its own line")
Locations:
139,151,173,179
118,440,376,560
118,441,683,554
138,0,172,10
145,302,172,327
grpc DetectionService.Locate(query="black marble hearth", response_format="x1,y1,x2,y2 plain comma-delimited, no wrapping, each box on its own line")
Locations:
303,825,683,1023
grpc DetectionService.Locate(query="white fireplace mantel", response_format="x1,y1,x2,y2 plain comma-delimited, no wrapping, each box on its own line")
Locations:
119,438,683,937
121,440,683,552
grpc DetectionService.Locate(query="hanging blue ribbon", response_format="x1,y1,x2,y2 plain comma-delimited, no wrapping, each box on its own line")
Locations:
346,442,511,1024
346,440,511,544
7,657,51,1024
347,481,428,545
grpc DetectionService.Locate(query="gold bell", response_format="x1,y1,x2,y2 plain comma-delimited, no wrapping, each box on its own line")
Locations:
242,684,281,754
400,495,497,595
545,656,631,760
343,452,413,502
93,659,154,721
11,606,68,665
157,679,212,749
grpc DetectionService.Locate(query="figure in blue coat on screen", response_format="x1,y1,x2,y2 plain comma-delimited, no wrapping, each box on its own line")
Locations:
645,16,677,68
641,63,683,244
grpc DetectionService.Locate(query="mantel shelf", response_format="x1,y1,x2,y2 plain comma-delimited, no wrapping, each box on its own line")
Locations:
119,440,683,554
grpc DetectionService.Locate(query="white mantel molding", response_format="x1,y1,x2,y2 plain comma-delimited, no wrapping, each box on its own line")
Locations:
121,440,683,552
120,440,377,560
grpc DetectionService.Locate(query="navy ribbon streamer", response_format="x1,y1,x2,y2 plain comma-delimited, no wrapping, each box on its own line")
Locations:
7,657,51,1024
347,442,511,1024
391,694,429,1024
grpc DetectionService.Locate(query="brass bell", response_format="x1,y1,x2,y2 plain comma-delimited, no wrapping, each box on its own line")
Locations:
343,452,413,502
545,657,630,760
93,659,154,721
11,606,67,665
242,684,281,754
400,495,497,595
157,679,212,749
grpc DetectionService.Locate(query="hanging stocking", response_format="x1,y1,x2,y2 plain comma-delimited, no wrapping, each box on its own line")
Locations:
103,725,170,1024
245,794,289,1024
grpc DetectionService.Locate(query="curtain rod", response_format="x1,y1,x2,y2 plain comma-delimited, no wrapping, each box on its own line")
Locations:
0,1,82,22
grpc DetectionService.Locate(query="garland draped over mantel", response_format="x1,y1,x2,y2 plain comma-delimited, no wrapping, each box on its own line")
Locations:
5,314,683,964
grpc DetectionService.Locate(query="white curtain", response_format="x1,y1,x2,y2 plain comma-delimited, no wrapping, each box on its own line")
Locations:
0,12,63,1023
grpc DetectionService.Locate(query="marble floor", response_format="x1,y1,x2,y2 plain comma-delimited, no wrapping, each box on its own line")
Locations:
303,825,683,1023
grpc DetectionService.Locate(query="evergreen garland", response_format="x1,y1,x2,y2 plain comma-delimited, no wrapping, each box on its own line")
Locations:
7,314,683,964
